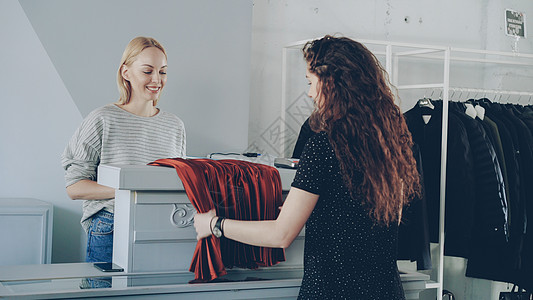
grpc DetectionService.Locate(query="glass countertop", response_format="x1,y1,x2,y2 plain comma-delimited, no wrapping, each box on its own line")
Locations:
0,266,304,298
0,262,429,299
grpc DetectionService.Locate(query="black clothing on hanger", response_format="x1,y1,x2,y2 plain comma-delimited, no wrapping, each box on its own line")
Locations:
404,101,476,258
397,143,432,270
447,102,509,282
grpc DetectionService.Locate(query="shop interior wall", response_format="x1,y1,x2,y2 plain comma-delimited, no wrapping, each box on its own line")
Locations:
249,0,533,155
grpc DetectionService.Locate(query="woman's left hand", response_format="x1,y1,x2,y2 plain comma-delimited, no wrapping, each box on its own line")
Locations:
193,209,216,240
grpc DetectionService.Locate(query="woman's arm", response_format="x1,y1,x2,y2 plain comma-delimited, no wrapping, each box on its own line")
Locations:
66,179,115,200
194,187,318,248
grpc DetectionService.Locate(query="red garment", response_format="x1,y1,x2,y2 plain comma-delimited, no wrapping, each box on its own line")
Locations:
148,158,286,282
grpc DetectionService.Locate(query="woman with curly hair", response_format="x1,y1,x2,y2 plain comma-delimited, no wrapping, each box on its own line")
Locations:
194,35,420,299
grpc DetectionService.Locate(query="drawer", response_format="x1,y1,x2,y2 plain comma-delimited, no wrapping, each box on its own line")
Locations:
135,191,190,204
132,239,304,273
134,202,196,238
133,191,294,238
132,242,196,272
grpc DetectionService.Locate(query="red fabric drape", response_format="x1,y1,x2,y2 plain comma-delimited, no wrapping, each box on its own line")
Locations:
148,158,286,283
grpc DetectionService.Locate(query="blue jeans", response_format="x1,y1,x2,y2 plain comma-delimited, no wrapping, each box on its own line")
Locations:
80,277,112,289
86,210,114,263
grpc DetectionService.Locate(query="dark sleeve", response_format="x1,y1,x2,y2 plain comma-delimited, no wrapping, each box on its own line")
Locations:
398,143,432,270
291,132,331,195
443,112,477,257
292,118,315,159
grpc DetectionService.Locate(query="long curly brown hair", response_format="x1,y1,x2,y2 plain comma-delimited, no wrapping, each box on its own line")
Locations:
303,35,420,226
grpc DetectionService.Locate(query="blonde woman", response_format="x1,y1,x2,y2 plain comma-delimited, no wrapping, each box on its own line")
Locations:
62,36,186,263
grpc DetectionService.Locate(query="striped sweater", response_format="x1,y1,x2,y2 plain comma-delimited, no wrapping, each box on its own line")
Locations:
61,104,186,231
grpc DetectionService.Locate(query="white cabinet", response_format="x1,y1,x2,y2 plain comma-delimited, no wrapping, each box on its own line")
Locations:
0,198,53,265
97,164,302,274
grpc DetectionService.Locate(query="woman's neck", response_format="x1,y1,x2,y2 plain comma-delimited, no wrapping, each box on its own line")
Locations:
118,99,158,117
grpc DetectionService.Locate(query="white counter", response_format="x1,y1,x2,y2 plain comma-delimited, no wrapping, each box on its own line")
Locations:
96,164,303,274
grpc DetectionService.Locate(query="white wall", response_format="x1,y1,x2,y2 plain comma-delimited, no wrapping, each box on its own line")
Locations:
0,0,86,263
248,0,533,156
248,1,533,299
19,0,252,157
0,0,252,263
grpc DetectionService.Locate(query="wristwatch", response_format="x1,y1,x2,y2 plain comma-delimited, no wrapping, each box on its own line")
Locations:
213,217,224,238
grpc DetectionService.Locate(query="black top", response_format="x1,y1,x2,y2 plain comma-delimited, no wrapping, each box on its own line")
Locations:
397,144,432,270
292,117,315,159
291,132,404,300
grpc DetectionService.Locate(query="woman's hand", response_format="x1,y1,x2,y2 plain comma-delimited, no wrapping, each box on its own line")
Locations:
193,209,216,240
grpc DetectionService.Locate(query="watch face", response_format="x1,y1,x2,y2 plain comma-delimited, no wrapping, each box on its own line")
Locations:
213,227,222,238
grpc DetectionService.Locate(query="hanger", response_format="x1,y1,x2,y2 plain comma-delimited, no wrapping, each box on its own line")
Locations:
497,92,503,103
476,97,492,110
469,93,485,120
508,95,523,114
429,89,436,99
418,97,435,109
464,102,477,119
417,95,434,124
514,95,521,108
474,103,485,120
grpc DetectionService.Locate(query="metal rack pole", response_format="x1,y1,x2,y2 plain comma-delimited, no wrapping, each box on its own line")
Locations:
436,46,451,300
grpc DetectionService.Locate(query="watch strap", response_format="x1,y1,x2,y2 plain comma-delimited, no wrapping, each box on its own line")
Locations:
213,217,224,238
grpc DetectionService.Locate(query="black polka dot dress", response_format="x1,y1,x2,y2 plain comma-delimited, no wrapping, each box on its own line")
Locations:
291,132,405,300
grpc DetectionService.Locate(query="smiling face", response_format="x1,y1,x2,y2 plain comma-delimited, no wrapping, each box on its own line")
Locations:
121,47,167,104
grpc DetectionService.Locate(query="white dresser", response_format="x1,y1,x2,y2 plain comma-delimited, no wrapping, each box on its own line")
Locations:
96,164,303,274
0,198,53,265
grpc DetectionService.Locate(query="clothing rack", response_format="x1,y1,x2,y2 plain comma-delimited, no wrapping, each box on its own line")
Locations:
443,87,533,104
281,39,533,300
421,87,533,102
389,45,533,300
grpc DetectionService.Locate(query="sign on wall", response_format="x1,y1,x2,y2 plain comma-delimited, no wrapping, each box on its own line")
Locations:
505,9,526,38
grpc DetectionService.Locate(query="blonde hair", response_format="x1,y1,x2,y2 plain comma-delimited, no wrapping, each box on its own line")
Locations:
117,36,167,105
